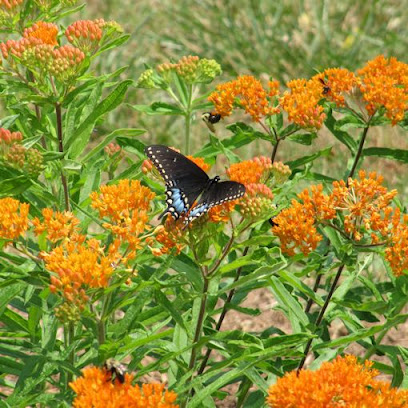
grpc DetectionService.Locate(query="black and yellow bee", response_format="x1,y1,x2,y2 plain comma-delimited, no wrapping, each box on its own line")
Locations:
202,112,221,132
104,359,126,384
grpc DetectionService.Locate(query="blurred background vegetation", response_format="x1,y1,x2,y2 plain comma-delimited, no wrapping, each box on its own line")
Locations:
39,1,408,195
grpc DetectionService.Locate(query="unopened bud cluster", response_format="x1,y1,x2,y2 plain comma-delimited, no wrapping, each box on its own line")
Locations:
0,128,44,176
54,302,81,323
0,0,23,28
240,183,275,219
137,55,221,88
104,142,121,157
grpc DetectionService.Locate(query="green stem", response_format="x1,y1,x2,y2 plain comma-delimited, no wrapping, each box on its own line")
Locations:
55,103,70,212
347,121,371,184
198,246,249,376
182,274,209,408
297,264,345,372
271,138,280,163
66,321,75,385
184,84,193,155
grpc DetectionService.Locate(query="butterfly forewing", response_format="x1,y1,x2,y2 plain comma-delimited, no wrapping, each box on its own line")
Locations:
145,145,209,219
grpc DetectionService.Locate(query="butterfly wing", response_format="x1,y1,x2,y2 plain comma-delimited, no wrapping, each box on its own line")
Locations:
186,181,246,224
145,145,209,219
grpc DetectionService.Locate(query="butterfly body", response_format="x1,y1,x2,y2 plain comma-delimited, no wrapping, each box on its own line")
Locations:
145,145,245,224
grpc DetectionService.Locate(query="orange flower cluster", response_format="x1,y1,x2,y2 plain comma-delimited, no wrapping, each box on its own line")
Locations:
267,355,408,408
32,208,80,243
208,75,279,122
227,156,273,185
358,55,408,124
384,208,408,277
23,21,58,46
0,20,85,84
279,78,326,130
227,156,282,220
272,186,329,256
312,67,357,106
331,171,397,241
0,197,29,242
65,19,104,54
91,179,155,256
43,236,120,307
153,219,185,256
273,171,402,261
70,366,179,408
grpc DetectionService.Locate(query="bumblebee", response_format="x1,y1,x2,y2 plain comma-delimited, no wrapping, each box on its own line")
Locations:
202,112,221,132
104,359,126,384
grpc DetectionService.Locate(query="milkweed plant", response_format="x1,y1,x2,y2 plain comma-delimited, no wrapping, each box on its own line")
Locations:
1,1,408,407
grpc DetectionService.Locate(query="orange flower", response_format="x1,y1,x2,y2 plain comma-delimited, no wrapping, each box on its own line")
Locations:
153,219,185,255
70,366,179,408
312,68,357,106
384,208,408,277
331,170,397,241
280,78,325,130
32,208,80,243
43,237,120,307
227,156,273,185
240,183,274,220
0,197,29,242
65,19,104,54
267,355,408,408
208,200,237,223
23,21,58,46
358,55,408,125
208,75,279,122
91,179,155,251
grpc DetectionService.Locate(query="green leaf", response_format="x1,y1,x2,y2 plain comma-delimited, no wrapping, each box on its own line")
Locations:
287,132,317,145
0,114,19,129
67,80,132,158
325,109,357,152
286,147,332,169
0,176,32,197
81,128,145,162
131,102,184,115
269,276,309,326
362,147,408,163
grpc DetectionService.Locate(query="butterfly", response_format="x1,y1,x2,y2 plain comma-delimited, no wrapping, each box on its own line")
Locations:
145,145,245,224
201,112,221,133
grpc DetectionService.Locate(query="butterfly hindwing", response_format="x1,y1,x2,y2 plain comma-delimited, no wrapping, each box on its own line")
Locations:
186,181,246,223
145,145,209,219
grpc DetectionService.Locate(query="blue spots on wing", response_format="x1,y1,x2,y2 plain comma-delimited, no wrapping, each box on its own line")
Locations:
170,188,187,214
189,204,208,218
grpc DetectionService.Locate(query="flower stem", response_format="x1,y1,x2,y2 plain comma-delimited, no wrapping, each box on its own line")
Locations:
346,122,371,184
184,84,193,155
198,246,249,375
297,264,345,372
271,138,280,163
182,274,209,408
55,103,70,212
65,321,75,385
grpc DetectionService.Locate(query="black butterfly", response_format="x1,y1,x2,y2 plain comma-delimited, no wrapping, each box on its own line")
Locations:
145,145,245,224
202,112,221,132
